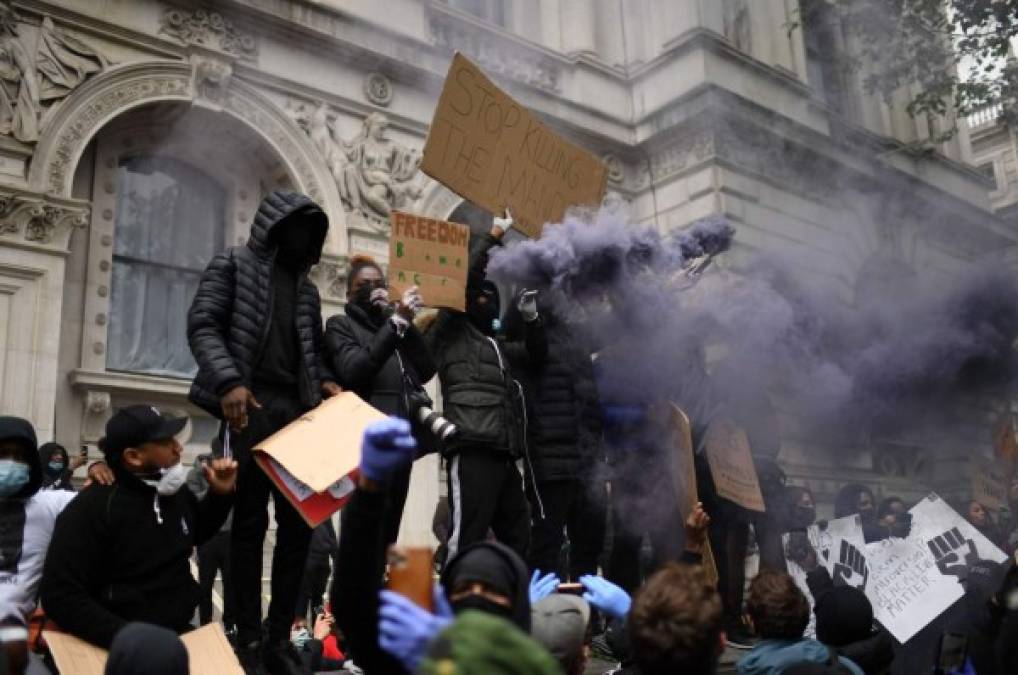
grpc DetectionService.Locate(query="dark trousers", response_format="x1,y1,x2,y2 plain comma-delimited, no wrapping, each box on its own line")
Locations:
197,529,234,627
383,465,412,548
229,390,313,646
446,451,530,560
294,555,332,624
527,478,606,580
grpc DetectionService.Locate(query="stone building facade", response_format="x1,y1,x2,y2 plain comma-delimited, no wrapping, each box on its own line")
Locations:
0,0,1014,546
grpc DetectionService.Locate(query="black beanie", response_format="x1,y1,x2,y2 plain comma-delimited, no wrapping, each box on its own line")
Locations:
815,585,873,647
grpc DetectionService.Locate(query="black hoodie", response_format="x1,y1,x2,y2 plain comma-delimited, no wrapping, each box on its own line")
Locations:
441,541,531,632
187,190,333,416
39,463,233,647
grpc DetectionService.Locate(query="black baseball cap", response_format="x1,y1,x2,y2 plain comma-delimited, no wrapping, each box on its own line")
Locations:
99,405,187,458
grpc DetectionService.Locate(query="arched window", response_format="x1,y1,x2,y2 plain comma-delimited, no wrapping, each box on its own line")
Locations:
107,156,225,377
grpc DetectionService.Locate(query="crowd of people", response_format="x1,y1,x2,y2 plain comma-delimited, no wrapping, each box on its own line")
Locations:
0,190,1016,675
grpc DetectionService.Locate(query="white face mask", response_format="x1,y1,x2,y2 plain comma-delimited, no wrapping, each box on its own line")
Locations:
144,462,188,496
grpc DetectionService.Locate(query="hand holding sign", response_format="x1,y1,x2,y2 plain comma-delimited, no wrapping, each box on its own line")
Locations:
389,211,470,311
833,540,868,590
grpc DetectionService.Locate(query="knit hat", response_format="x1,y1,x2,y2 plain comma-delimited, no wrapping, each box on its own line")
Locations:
416,610,560,675
814,585,873,647
530,595,591,664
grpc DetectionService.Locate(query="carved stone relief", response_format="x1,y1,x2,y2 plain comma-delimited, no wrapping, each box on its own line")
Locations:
160,7,258,60
289,101,422,233
311,259,348,300
0,190,88,247
190,54,233,108
363,73,393,107
0,5,109,144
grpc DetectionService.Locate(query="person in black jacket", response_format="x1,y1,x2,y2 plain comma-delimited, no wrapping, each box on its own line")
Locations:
513,303,606,579
186,190,340,674
422,214,547,559
39,406,236,648
325,254,436,547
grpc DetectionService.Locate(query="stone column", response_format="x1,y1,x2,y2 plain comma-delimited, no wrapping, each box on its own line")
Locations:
560,0,598,58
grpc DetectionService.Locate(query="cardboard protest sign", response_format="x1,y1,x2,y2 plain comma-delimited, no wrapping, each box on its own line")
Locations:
45,623,243,675
657,402,718,585
971,458,1008,512
864,536,963,644
422,53,608,239
389,211,470,311
255,392,387,527
703,418,765,512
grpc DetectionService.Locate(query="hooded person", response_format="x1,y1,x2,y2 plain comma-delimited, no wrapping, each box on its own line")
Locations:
421,213,547,559
186,190,341,675
325,254,436,554
39,406,237,649
439,541,532,632
38,442,82,492
0,417,93,626
104,623,189,675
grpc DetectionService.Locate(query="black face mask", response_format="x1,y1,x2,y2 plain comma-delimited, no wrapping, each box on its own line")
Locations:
467,299,498,334
451,594,514,622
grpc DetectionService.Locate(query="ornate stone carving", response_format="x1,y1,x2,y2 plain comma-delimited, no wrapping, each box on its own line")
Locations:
363,73,393,107
312,260,347,299
603,154,624,184
160,7,258,60
46,76,189,193
190,54,233,107
0,7,109,143
0,191,88,246
300,102,422,230
85,390,110,415
430,12,561,93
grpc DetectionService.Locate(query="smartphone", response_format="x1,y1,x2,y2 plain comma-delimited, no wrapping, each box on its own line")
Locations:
386,546,433,612
557,583,584,595
934,632,967,675
312,604,325,619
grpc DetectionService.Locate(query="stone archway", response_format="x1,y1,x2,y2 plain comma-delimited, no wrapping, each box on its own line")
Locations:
28,58,347,253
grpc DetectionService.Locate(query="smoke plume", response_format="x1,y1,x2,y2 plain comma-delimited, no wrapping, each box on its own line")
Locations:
488,203,1018,446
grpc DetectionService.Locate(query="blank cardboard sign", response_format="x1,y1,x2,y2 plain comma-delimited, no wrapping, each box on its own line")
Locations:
422,52,607,239
704,418,766,512
389,210,470,311
45,623,243,675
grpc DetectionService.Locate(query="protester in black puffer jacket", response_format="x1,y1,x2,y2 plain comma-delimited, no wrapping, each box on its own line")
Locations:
423,216,547,559
512,305,606,579
325,255,436,549
187,190,336,417
187,189,340,675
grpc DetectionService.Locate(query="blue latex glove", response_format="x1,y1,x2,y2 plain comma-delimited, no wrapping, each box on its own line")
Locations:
359,418,416,484
378,586,453,671
580,574,631,619
529,570,561,604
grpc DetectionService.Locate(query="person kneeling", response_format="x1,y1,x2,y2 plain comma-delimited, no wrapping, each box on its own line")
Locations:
40,406,236,647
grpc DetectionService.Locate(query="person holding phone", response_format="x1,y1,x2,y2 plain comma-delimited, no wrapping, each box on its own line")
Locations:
37,442,87,492
325,254,435,550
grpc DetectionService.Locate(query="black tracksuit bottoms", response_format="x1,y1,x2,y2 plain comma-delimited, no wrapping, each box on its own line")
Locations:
445,450,530,561
527,478,606,580
228,388,313,646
